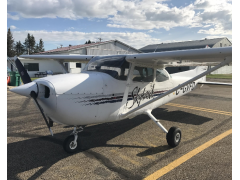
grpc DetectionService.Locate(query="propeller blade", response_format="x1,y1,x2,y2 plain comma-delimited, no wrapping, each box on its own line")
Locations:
12,57,53,136
14,56,32,84
30,91,53,136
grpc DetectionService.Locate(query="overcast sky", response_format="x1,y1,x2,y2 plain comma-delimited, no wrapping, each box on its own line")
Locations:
7,0,232,51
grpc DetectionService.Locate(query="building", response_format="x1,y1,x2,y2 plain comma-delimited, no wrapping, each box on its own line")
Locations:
139,37,232,74
139,37,232,53
18,40,141,77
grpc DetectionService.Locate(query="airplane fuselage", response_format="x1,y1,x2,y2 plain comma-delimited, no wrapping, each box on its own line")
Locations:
32,69,202,126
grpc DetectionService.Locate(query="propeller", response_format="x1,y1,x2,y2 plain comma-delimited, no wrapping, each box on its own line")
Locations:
14,56,53,136
14,56,32,84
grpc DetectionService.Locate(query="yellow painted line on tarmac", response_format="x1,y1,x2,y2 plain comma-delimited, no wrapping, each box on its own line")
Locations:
166,103,232,116
143,129,232,180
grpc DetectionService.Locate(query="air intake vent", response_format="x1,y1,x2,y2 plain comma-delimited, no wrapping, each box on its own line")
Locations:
45,86,50,98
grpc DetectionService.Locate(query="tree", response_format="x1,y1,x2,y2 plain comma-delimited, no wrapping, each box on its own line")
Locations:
7,28,15,57
23,33,31,54
38,38,44,52
33,39,44,53
34,43,39,53
24,33,36,54
87,40,91,44
14,41,25,56
29,34,36,54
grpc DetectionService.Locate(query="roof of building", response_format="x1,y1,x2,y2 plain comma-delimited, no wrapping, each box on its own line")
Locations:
139,37,231,53
36,40,141,54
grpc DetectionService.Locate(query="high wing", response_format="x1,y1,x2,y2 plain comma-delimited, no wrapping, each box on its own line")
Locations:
125,47,232,68
20,55,94,63
121,47,232,118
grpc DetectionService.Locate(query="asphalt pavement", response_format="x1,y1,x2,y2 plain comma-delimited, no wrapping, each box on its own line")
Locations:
7,78,232,180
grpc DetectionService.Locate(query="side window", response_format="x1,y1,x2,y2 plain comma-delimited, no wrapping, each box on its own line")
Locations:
132,66,154,82
156,69,169,82
24,63,39,71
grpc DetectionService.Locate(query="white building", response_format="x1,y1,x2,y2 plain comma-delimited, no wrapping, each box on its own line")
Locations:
16,40,141,78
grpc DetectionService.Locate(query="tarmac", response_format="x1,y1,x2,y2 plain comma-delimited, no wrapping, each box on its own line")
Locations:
7,78,232,180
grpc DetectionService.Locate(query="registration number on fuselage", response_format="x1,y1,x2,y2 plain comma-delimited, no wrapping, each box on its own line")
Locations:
176,82,196,95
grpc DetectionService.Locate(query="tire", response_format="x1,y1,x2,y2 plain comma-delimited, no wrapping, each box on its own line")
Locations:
166,127,181,147
63,135,80,153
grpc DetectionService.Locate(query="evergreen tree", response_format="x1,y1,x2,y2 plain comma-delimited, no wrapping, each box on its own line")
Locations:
38,38,44,52
29,34,36,54
34,43,39,53
24,33,36,54
14,41,25,56
23,33,31,54
7,28,15,57
85,41,88,44
87,40,91,44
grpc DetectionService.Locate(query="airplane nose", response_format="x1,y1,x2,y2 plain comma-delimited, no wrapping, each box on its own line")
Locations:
10,82,38,97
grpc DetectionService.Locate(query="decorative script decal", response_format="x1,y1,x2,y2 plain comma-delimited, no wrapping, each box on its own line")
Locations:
126,85,155,109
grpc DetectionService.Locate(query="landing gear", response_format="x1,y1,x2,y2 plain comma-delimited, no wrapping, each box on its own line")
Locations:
63,126,84,153
166,127,181,147
146,110,182,148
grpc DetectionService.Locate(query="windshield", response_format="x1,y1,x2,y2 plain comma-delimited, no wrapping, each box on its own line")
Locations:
83,55,129,80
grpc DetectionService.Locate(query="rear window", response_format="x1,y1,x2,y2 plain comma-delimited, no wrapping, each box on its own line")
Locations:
165,66,196,74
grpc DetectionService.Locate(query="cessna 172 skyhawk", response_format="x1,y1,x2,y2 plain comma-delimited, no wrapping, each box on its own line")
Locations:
11,47,232,153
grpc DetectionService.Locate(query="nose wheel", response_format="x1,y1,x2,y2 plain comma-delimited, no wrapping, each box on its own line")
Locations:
63,135,79,153
63,126,84,153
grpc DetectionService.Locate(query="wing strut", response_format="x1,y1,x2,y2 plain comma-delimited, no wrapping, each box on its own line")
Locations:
146,110,168,133
120,56,232,119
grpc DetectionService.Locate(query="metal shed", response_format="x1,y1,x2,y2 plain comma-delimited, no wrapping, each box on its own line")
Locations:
139,37,232,75
139,37,232,53
19,40,141,77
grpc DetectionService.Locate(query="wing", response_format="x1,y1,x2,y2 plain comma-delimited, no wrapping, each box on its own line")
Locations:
19,55,95,63
121,47,232,118
125,47,232,68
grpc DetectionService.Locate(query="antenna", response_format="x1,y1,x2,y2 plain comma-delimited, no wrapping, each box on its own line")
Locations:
125,46,130,54
154,44,159,52
97,38,103,42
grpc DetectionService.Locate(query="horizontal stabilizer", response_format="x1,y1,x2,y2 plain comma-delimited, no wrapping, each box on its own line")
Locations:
198,81,232,88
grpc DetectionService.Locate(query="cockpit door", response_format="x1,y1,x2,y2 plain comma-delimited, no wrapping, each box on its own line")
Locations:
124,66,155,110
154,69,173,103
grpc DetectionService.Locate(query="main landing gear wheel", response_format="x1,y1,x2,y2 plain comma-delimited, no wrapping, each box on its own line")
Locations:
166,127,181,147
63,135,80,153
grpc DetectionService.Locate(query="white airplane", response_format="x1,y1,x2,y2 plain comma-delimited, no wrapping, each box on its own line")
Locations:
10,47,232,153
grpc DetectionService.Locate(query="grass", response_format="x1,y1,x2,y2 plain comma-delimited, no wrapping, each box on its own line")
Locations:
31,78,39,81
206,74,232,79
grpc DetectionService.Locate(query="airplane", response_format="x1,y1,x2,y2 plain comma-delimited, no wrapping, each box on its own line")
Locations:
10,46,232,153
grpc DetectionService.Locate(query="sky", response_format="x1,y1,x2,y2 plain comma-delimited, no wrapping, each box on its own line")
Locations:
7,0,232,51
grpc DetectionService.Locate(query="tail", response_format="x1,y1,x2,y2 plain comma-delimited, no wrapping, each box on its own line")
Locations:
170,66,208,82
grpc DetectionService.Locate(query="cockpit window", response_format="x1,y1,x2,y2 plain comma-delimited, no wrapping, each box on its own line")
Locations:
156,69,169,82
83,55,129,80
132,66,154,82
